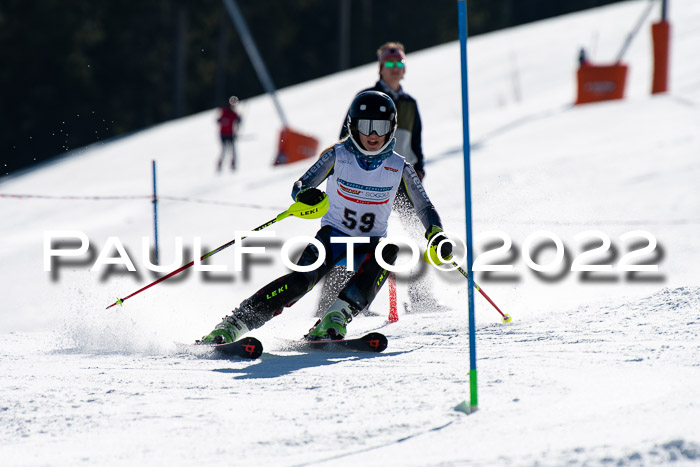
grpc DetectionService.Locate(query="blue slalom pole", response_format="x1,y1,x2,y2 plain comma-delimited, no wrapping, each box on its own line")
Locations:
152,160,159,265
458,0,478,411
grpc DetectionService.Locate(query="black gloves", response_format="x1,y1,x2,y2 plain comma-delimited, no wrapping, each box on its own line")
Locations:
425,226,453,265
296,187,326,206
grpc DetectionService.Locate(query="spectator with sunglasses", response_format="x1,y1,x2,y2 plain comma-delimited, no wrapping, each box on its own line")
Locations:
340,42,425,180
199,91,451,344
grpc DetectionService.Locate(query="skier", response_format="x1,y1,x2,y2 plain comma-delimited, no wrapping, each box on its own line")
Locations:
217,96,242,171
200,91,453,344
317,41,440,316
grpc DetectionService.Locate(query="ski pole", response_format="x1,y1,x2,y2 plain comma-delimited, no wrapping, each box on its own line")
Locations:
106,196,329,309
451,261,512,323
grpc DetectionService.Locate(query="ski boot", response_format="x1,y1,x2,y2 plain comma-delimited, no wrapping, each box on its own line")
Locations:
306,298,359,341
198,313,249,344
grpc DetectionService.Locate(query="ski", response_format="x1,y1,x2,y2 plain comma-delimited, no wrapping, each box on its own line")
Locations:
288,332,388,353
211,336,263,359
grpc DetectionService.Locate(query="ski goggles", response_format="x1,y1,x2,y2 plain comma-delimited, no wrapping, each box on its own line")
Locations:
356,119,393,137
383,60,405,69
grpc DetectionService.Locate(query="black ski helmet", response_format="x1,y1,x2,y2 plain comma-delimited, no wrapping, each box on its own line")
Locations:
346,91,397,156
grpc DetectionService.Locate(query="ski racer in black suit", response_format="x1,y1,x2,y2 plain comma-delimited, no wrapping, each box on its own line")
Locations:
200,91,452,344
317,42,442,316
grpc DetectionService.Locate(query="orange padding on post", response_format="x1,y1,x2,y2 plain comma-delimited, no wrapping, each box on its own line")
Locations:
274,126,319,165
575,63,628,105
651,21,670,94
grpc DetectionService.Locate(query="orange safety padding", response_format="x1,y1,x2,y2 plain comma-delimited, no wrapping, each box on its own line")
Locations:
651,21,670,94
273,126,320,166
575,63,628,105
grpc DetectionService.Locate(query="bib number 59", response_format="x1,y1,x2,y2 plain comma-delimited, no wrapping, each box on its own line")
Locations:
342,208,375,233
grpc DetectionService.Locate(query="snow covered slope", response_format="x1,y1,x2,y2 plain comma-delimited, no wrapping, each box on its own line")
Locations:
1,1,699,465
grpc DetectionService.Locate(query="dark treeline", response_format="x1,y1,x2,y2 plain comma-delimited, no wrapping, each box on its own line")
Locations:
0,0,626,178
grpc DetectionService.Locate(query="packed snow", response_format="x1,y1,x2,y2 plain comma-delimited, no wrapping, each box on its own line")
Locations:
2,1,700,465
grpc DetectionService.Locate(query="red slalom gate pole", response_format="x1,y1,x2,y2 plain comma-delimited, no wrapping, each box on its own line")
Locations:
387,272,398,322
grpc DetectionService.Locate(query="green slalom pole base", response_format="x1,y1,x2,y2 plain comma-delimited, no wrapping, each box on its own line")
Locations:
454,369,479,414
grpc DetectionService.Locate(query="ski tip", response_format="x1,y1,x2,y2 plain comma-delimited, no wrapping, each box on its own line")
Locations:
213,336,263,359
362,332,388,352
238,338,263,359
291,332,387,353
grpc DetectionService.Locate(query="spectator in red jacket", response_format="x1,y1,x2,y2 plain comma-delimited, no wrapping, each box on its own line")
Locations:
217,96,242,171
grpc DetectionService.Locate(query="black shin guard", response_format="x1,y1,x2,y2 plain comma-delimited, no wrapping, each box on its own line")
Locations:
234,232,335,330
236,272,313,330
339,243,399,311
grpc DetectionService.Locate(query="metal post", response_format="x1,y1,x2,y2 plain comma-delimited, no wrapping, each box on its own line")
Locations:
615,0,656,63
458,0,478,412
152,160,159,266
661,0,668,21
222,0,288,127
